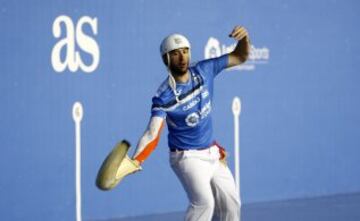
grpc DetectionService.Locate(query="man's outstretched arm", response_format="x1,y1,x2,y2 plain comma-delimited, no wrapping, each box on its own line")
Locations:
227,26,250,68
132,116,165,164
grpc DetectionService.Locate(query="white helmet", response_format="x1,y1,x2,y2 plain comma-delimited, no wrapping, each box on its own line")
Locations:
160,33,191,55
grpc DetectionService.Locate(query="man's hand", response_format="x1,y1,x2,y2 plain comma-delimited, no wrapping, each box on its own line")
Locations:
228,25,250,67
229,26,249,41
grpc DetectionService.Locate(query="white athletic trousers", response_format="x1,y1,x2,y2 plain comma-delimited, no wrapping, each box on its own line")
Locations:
170,145,240,221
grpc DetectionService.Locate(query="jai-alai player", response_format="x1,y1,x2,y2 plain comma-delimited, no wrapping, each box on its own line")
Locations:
97,25,250,221
132,25,250,221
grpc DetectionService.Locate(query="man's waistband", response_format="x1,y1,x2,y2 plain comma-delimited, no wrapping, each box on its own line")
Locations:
170,146,210,152
169,141,223,153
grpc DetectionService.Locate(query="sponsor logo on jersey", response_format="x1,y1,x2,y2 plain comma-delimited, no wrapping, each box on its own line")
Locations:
201,89,209,99
183,97,200,111
176,88,182,95
193,75,200,84
185,112,200,127
200,101,211,119
185,101,211,127
204,37,269,71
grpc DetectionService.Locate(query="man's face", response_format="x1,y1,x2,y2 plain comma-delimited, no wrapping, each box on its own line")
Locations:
168,47,190,76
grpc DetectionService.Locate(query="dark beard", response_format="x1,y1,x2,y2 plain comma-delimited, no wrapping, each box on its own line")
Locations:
170,64,188,77
171,69,187,77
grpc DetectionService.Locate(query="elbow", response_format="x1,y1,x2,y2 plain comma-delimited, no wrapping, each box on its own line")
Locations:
235,47,250,63
229,51,249,66
241,52,249,63
231,39,250,65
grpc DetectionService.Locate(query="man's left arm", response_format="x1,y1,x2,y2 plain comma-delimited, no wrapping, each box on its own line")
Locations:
227,26,250,68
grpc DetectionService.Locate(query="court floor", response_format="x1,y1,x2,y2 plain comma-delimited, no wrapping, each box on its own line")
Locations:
93,192,360,221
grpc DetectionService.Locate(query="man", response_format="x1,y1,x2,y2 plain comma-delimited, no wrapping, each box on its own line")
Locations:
132,26,250,221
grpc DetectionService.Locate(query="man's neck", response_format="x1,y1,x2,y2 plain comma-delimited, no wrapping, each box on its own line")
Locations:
173,71,190,84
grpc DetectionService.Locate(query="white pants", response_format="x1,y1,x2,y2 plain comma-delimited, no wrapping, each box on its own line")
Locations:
170,145,240,221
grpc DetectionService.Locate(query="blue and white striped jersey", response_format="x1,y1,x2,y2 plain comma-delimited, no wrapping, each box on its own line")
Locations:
151,55,228,150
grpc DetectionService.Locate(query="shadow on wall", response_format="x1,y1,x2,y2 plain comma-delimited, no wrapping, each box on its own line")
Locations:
90,192,360,221
90,211,184,221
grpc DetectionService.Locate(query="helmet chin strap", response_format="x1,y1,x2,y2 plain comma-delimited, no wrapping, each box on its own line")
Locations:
166,50,191,104
167,53,180,103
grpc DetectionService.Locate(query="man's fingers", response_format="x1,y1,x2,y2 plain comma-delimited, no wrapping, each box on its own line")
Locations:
229,26,245,36
229,26,248,41
232,30,248,41
233,29,246,38
229,26,241,36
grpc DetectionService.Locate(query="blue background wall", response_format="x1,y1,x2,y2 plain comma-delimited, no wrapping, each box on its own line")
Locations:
1,0,359,220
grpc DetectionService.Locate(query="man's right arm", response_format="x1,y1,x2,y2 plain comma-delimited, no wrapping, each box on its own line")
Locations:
132,116,165,164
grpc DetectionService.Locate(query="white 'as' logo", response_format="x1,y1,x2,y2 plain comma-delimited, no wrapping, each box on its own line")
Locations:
51,15,100,73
